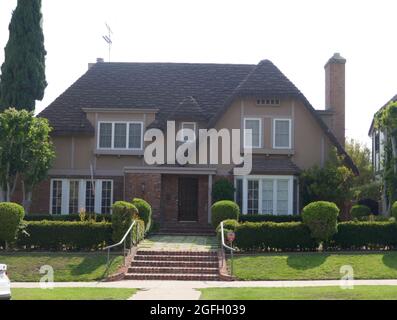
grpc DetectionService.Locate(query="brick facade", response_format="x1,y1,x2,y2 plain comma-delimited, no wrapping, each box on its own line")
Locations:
124,173,162,220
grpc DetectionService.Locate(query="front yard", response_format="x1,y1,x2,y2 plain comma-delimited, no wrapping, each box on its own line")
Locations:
0,252,122,282
11,288,137,300
199,286,397,300
229,252,397,280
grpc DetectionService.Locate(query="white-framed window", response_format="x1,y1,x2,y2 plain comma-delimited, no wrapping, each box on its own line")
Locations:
98,121,143,150
51,180,63,215
50,179,113,215
273,119,292,149
236,175,294,215
244,118,262,148
181,122,197,142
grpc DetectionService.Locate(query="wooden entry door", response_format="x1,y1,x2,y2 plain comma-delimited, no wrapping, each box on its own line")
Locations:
178,177,199,222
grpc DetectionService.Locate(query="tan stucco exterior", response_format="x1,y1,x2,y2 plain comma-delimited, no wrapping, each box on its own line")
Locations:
49,96,334,176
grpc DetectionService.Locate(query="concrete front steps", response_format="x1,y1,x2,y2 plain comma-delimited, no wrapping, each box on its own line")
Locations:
125,250,220,281
156,223,216,236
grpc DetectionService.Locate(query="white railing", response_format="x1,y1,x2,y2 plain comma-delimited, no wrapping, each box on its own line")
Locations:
220,221,237,276
104,220,139,267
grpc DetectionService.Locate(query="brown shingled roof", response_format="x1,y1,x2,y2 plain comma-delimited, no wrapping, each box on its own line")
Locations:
38,60,358,174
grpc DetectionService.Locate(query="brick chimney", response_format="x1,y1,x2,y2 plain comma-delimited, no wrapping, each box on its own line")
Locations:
325,53,346,147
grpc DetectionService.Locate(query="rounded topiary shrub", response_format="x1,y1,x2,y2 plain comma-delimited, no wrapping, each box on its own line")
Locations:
392,201,397,221
211,200,240,228
212,179,235,203
111,201,138,243
0,202,25,245
302,201,339,242
350,204,371,220
131,198,152,233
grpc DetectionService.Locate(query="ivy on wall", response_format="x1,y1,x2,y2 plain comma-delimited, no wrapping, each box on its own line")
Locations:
374,101,397,212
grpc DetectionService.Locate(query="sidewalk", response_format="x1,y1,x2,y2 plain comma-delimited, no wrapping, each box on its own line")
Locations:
11,279,397,289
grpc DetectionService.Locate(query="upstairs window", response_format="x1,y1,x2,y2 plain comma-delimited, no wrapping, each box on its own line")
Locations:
273,119,291,149
244,118,261,148
98,122,143,150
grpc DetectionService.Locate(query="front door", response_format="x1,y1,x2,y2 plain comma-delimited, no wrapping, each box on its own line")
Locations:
178,177,199,222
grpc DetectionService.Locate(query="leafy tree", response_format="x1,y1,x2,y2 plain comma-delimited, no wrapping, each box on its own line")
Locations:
300,148,355,210
345,138,373,186
20,116,55,213
0,0,47,111
345,138,380,201
0,109,54,213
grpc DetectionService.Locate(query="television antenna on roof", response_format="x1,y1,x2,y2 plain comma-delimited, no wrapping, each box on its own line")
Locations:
103,23,113,62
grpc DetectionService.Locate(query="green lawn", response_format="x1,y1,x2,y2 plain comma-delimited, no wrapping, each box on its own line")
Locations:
0,253,123,282
11,288,137,300
229,252,397,280
199,286,397,300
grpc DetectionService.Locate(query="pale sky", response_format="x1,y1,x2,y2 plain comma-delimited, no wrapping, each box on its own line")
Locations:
1,0,397,146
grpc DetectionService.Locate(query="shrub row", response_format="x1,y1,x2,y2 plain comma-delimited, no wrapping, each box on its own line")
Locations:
17,221,113,250
24,214,112,222
332,221,397,250
239,215,302,223
221,220,397,252
234,222,318,252
16,219,146,251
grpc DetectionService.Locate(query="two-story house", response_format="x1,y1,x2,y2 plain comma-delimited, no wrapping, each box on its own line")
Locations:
28,53,356,233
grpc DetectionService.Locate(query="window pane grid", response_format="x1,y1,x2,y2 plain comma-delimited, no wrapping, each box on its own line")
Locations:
247,180,259,214
101,181,112,214
245,119,261,148
85,181,95,213
261,180,273,214
99,123,112,148
52,180,62,215
129,123,142,149
114,123,127,148
274,120,291,148
69,180,79,214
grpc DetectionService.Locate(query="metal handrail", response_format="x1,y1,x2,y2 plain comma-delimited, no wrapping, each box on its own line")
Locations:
220,221,237,252
220,221,236,276
104,220,137,267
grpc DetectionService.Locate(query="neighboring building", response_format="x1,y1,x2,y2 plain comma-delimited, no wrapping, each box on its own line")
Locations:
368,94,397,214
22,53,356,232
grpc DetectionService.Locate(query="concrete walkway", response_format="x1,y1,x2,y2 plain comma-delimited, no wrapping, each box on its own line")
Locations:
12,279,397,289
12,280,397,300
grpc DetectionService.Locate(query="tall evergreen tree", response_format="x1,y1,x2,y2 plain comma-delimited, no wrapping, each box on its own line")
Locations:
0,0,47,112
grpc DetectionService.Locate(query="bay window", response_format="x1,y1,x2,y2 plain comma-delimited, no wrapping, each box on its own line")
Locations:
98,121,143,150
236,176,294,215
50,179,113,215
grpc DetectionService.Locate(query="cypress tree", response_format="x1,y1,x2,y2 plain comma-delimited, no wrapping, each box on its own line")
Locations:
0,0,47,112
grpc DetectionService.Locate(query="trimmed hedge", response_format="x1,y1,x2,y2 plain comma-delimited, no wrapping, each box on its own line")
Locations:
0,202,25,244
211,200,240,228
350,205,371,219
132,198,152,233
112,201,138,243
234,222,318,252
240,215,302,223
24,214,112,222
302,201,339,242
332,221,397,250
17,221,113,250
